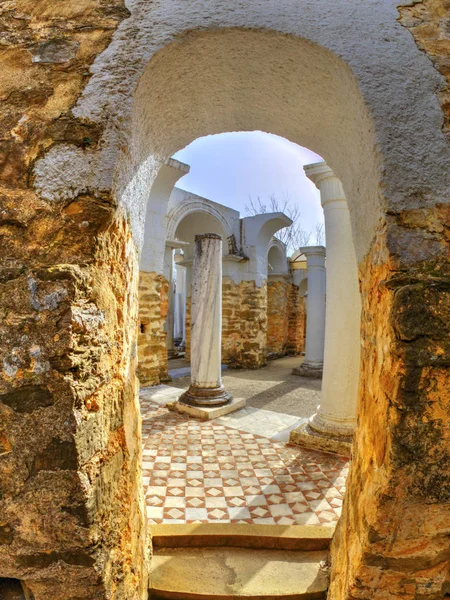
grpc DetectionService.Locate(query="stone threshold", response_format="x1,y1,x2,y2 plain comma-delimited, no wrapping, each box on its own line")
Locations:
150,523,334,551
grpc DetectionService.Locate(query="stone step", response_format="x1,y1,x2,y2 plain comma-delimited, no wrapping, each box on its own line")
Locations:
151,524,334,552
150,524,331,600
150,546,328,599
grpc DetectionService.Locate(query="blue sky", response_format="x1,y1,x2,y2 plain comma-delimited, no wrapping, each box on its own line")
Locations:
173,131,324,236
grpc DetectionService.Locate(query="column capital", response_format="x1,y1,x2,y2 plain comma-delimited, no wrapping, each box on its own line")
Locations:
300,245,326,258
304,161,345,209
299,245,326,270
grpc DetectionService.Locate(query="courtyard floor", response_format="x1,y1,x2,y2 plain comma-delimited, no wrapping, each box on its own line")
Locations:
141,356,349,526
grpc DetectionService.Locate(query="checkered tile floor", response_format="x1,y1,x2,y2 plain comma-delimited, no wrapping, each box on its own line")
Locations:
141,399,349,525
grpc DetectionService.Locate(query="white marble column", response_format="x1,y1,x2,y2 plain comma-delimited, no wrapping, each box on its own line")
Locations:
173,255,186,347
305,162,361,439
179,234,232,407
163,244,177,358
292,246,326,378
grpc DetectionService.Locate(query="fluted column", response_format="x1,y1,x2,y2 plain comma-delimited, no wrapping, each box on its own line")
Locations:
306,162,361,439
179,234,232,407
292,246,326,378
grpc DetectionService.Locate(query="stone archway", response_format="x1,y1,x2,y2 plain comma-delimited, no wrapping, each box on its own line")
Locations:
167,199,234,247
170,204,230,362
1,4,450,600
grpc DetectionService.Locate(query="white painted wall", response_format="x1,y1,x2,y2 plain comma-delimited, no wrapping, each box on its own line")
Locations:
32,1,450,265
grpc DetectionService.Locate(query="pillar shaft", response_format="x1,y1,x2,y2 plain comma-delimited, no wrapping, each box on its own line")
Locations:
173,261,186,346
292,246,326,378
179,234,232,407
164,245,176,356
306,163,361,438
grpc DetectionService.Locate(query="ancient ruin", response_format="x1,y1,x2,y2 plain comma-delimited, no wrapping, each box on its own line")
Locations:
1,1,450,599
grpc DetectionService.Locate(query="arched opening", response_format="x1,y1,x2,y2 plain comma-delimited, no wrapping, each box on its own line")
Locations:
174,212,229,256
268,242,288,275
125,25,373,588
123,28,380,264
172,206,229,364
7,9,449,599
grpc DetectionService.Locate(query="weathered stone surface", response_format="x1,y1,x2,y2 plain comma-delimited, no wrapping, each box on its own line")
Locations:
329,218,450,600
0,3,148,591
0,386,53,413
187,278,268,369
222,279,268,369
289,421,352,457
266,280,290,358
150,546,329,599
0,211,148,599
1,0,450,598
137,271,169,386
29,39,80,64
399,0,450,140
267,280,305,358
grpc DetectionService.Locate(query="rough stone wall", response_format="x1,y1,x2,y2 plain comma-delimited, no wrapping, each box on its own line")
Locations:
287,285,306,356
266,280,290,358
232,280,267,369
0,212,148,600
137,272,169,386
329,210,450,599
222,277,242,364
0,1,148,598
185,279,267,368
399,0,450,140
328,7,450,599
266,281,305,358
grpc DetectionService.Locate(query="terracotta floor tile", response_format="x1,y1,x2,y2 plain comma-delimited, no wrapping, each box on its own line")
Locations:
141,401,349,526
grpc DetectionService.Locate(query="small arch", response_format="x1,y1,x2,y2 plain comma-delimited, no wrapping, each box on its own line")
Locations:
268,238,288,274
167,199,234,244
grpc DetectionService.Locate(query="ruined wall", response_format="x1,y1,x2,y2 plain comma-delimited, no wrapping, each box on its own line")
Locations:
328,6,450,599
226,280,267,369
222,277,242,364
399,0,450,140
137,272,169,386
0,1,148,598
2,1,450,599
267,280,305,359
186,278,267,368
330,212,450,599
287,285,306,356
266,280,289,358
0,212,148,600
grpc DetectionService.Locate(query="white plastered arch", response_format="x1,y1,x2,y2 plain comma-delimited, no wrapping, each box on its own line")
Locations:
166,200,234,244
268,238,289,275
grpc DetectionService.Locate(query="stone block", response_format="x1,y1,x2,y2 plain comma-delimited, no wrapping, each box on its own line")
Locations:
172,397,246,420
289,421,352,457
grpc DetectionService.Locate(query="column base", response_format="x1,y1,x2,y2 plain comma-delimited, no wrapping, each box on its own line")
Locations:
309,410,355,438
174,396,245,421
289,421,352,457
179,385,232,407
292,361,323,379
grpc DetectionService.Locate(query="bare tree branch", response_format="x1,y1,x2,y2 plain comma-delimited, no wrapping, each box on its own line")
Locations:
314,222,325,246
